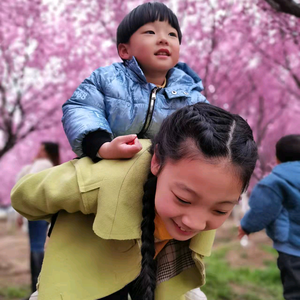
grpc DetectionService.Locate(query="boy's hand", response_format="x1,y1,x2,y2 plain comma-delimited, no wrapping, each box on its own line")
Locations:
98,135,142,159
238,225,248,240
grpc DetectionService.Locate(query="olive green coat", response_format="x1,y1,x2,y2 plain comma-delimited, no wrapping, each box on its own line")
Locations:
11,140,215,300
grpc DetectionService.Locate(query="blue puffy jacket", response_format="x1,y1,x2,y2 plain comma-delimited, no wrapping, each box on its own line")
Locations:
241,161,300,257
62,57,208,156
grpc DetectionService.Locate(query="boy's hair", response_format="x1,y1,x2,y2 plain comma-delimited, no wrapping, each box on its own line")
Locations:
42,142,60,166
276,134,300,163
138,102,258,299
117,2,182,48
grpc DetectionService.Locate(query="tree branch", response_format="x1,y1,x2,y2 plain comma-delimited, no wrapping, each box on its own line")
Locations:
263,0,300,18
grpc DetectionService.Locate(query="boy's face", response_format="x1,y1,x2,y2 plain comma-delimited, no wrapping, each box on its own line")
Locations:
119,21,180,80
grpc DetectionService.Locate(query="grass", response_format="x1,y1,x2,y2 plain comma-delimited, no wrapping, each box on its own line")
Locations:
201,245,283,300
0,286,30,299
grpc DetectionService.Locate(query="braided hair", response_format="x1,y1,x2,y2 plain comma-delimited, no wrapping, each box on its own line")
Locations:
137,102,258,299
134,174,157,300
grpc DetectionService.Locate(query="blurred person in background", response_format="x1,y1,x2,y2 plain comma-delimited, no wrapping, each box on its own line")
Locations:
16,142,60,299
239,134,300,300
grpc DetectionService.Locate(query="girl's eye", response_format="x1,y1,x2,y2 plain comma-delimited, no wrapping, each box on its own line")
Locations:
145,30,155,34
214,210,228,215
169,32,177,37
176,196,191,205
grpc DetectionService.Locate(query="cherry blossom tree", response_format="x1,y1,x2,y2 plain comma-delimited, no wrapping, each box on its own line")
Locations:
0,0,299,205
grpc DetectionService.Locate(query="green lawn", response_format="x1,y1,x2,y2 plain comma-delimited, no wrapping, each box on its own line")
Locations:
0,286,30,300
201,245,284,300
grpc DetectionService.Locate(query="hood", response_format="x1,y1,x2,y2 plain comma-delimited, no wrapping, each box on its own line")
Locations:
272,161,300,191
174,62,204,87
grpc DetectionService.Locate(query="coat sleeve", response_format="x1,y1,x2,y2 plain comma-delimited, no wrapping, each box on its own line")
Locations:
240,183,283,234
62,68,113,157
10,161,97,221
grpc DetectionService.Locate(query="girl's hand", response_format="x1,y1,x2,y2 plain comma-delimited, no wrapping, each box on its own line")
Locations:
98,135,142,159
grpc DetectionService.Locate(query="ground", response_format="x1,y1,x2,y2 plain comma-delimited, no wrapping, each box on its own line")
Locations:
0,217,281,300
214,218,274,269
0,220,30,299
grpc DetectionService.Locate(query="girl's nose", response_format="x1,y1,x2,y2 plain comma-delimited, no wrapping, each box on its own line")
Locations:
181,215,206,232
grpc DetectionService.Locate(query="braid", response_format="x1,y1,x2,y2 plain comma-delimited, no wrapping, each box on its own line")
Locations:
150,102,258,193
135,173,157,300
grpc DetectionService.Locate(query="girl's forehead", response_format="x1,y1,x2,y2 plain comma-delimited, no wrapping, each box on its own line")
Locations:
163,157,243,195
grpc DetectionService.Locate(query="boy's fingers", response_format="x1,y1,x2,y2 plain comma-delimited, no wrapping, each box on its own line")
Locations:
134,138,142,149
118,134,137,143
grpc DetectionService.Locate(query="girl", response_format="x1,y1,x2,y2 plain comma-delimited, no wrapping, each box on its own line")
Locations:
11,103,258,300
62,2,207,161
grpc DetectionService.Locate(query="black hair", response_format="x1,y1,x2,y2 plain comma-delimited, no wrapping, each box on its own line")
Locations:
276,134,300,163
117,2,182,48
42,142,60,166
138,102,258,299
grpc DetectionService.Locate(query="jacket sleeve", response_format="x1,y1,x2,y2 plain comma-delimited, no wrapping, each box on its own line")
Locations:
240,183,283,234
82,129,112,161
62,69,113,157
10,161,97,221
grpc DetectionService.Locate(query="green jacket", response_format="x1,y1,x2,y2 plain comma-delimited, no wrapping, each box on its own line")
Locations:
11,140,215,300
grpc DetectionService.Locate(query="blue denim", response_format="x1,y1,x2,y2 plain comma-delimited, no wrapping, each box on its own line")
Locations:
28,220,48,252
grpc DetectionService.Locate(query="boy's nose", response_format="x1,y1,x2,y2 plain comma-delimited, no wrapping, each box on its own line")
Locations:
157,37,169,45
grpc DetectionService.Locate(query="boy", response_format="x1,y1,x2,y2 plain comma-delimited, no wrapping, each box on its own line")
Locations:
62,2,208,161
239,134,300,300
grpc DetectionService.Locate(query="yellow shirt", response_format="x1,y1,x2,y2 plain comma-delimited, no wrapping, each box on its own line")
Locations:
154,212,173,257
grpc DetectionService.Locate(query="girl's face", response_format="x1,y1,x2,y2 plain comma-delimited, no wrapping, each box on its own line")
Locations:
151,154,242,241
118,21,180,81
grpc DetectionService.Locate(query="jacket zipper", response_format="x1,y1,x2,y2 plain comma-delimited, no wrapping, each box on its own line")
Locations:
137,87,158,138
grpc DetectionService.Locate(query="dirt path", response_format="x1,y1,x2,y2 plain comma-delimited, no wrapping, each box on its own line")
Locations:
214,218,274,269
0,220,30,289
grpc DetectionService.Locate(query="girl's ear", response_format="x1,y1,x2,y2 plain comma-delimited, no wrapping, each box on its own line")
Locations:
151,153,160,176
118,43,131,60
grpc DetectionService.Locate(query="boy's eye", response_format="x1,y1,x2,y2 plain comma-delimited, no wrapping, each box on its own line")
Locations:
145,30,155,34
169,32,177,37
176,196,191,205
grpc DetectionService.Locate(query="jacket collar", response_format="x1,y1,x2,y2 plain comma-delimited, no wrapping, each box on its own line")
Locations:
123,57,204,93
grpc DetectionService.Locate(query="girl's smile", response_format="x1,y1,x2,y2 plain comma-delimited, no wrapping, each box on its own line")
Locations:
172,219,196,236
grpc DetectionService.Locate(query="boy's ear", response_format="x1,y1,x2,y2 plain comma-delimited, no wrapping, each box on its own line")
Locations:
276,157,281,165
118,43,131,60
151,153,160,176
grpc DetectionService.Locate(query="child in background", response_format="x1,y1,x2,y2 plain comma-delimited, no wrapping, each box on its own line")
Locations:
62,2,208,160
239,134,300,300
